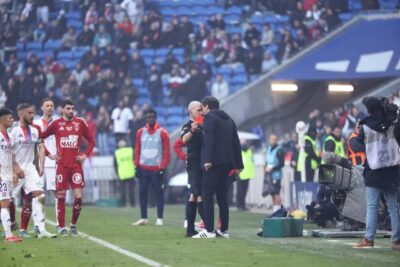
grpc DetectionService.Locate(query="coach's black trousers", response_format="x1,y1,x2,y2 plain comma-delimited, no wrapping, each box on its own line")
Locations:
203,164,231,232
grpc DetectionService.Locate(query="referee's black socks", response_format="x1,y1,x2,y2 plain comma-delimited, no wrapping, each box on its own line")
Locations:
186,201,197,233
197,201,204,221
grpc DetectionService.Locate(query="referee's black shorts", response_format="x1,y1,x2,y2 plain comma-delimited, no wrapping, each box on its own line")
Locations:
186,160,203,196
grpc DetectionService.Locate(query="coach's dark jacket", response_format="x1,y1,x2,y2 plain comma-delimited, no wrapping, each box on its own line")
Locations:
201,109,244,170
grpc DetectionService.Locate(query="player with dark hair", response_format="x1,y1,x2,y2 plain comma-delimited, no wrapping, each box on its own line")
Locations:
11,103,56,238
133,108,170,226
41,99,95,236
0,108,23,242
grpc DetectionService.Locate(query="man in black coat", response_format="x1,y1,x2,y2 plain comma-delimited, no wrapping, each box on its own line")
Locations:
193,96,243,238
353,97,400,250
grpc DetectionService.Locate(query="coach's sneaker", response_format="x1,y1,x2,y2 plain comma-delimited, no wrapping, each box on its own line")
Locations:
11,222,19,231
38,230,57,239
58,228,69,237
353,238,374,249
155,218,163,226
132,219,149,226
216,229,230,239
69,225,79,236
392,240,400,251
19,230,31,239
192,230,216,239
5,235,23,243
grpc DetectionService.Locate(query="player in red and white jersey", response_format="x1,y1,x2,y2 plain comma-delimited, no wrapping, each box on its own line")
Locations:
0,108,23,243
11,103,56,239
33,98,59,232
41,99,95,236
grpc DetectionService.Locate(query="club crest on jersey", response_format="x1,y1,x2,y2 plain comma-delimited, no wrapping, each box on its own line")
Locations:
60,135,79,148
59,126,65,131
66,126,73,131
73,122,80,131
72,173,82,184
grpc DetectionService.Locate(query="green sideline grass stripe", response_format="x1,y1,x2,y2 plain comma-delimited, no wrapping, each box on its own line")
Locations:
44,218,166,267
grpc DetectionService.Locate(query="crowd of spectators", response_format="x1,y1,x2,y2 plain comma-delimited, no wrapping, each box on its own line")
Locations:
0,0,397,156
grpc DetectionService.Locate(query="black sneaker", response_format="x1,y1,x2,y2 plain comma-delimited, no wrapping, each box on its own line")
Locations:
69,225,79,236
185,231,199,237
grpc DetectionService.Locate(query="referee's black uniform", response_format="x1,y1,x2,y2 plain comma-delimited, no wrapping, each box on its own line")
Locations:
181,120,204,235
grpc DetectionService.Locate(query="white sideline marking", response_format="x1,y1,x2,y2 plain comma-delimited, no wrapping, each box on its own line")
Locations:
45,218,167,267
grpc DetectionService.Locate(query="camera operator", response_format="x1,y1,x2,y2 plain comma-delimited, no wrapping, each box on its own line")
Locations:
353,97,400,250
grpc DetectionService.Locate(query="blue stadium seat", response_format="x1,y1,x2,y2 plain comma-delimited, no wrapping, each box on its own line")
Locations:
161,7,175,16
73,47,89,59
231,74,248,84
227,26,242,35
143,57,153,66
167,115,184,125
138,91,150,98
339,13,353,22
26,41,42,51
172,48,184,57
17,52,26,61
44,40,61,50
132,78,144,87
225,14,241,24
155,48,170,56
167,106,184,116
16,42,25,51
264,16,279,23
65,11,80,20
278,16,289,23
225,6,242,15
176,6,192,16
217,66,232,76
36,51,53,60
136,96,152,106
140,49,155,57
232,64,245,75
58,51,74,60
154,106,167,117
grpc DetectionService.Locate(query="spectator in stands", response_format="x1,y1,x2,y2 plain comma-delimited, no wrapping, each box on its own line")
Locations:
113,4,125,24
85,2,98,30
185,33,201,60
177,16,194,47
185,68,208,105
5,78,19,112
96,105,111,155
260,23,275,47
147,64,162,106
213,43,229,67
211,74,229,100
119,16,136,36
36,0,51,24
161,23,176,48
112,98,134,144
261,51,277,73
121,0,144,25
43,66,55,92
45,19,62,42
277,28,296,63
250,39,264,61
119,77,138,103
77,25,95,46
202,31,218,55
0,84,7,108
306,4,322,21
323,6,342,31
245,51,262,75
3,24,18,61
343,106,366,138
60,27,77,51
104,3,114,23
168,64,190,105
162,53,179,74
130,109,146,147
130,51,146,80
192,53,212,81
196,23,209,47
93,25,112,49
361,0,380,10
244,23,260,48
329,0,349,12
209,14,226,32
81,46,100,68
33,22,47,42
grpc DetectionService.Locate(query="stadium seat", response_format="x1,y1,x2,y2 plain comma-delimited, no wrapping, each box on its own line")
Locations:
232,64,246,75
172,48,184,57
58,51,74,60
16,42,25,51
167,106,185,116
136,96,152,106
155,48,170,57
26,41,42,51
339,13,353,22
44,40,61,50
264,16,279,23
73,47,89,59
132,78,144,87
218,66,233,76
143,57,153,66
36,51,53,60
167,115,184,125
65,11,80,20
140,49,155,58
225,6,242,15
154,106,167,117
231,74,248,84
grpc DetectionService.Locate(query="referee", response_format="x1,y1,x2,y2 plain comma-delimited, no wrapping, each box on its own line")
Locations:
181,101,205,237
193,96,243,238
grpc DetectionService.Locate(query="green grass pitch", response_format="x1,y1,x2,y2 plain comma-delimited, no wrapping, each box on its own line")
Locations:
1,205,399,267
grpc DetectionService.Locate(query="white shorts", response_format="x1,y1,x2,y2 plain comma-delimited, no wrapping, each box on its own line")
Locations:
0,180,12,201
12,166,44,196
44,167,56,191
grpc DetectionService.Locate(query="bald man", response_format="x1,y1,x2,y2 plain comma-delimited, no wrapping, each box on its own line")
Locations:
180,101,205,237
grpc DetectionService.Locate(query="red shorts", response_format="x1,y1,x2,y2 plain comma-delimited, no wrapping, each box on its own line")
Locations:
56,164,85,190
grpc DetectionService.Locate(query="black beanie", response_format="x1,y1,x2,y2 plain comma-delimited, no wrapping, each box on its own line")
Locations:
362,97,382,114
0,108,13,117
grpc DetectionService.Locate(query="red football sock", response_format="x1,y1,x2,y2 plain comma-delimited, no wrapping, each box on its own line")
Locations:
57,197,66,228
9,201,16,223
71,198,82,225
21,193,32,230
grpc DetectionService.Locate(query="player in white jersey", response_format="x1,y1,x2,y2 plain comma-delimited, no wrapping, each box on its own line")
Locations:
0,108,23,243
32,98,59,233
11,104,56,239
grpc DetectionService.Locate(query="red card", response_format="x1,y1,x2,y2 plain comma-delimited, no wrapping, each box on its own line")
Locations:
195,116,204,124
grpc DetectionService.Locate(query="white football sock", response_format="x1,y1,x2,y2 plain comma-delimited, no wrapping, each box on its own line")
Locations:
33,194,46,232
1,208,13,238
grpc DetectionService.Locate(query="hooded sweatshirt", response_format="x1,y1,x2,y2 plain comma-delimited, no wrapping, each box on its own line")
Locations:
357,111,400,188
201,109,243,170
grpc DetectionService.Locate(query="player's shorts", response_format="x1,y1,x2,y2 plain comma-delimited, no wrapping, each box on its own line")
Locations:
44,167,56,191
0,180,12,201
271,179,281,196
12,165,44,196
56,164,85,190
186,160,203,196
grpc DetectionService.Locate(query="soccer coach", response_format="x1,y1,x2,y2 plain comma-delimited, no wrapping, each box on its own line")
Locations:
193,96,243,238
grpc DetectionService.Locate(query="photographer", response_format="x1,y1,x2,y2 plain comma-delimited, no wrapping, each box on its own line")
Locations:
353,97,400,250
